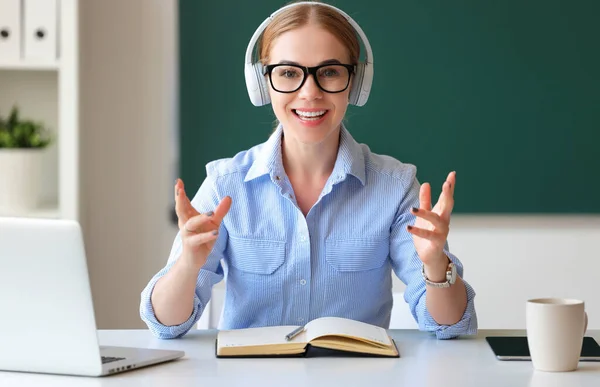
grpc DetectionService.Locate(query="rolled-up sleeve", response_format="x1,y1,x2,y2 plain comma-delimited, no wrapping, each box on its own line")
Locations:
407,249,478,339
390,172,478,339
139,173,227,339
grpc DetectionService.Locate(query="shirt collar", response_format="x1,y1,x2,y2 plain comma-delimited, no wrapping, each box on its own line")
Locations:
244,123,366,186
335,123,366,186
244,124,285,182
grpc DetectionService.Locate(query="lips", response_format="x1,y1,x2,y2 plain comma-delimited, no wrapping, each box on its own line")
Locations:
293,109,328,121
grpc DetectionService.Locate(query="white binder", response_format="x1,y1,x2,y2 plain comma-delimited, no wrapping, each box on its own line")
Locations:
0,0,21,61
23,0,58,61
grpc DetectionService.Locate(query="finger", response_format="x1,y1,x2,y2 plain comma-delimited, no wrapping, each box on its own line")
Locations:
406,224,437,240
175,179,198,220
419,182,432,211
185,212,217,233
447,171,456,197
184,229,219,246
174,179,189,227
411,207,447,232
438,181,455,221
210,196,233,225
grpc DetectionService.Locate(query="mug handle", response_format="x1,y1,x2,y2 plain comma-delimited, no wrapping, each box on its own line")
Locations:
584,311,588,333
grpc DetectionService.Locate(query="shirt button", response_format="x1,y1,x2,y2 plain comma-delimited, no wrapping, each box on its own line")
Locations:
299,235,307,242
300,279,307,285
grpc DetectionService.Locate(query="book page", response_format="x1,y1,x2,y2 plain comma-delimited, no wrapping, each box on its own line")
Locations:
217,325,305,348
305,317,392,346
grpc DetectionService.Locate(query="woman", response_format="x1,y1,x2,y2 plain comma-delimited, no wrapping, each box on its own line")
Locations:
140,0,477,340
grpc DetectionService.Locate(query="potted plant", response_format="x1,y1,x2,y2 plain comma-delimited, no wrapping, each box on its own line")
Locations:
0,105,52,214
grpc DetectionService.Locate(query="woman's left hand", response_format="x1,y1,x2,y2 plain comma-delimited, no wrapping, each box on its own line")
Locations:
407,171,456,275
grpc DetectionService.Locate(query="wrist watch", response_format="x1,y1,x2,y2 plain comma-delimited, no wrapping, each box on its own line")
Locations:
422,262,457,288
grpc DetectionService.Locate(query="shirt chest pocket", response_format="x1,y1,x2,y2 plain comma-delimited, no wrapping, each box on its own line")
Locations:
223,236,286,327
227,236,286,274
325,236,389,271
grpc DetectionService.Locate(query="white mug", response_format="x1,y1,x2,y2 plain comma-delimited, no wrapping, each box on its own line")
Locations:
526,298,588,372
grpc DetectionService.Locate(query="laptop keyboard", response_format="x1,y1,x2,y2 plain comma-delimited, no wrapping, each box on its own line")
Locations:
102,356,126,364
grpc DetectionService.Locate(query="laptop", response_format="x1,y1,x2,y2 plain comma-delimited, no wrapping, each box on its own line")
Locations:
0,217,185,377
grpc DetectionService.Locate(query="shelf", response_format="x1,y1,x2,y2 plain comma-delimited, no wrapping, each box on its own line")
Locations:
0,0,79,221
0,202,60,219
0,61,60,71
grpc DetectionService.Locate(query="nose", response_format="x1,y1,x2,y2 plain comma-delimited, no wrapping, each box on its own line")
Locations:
298,73,323,101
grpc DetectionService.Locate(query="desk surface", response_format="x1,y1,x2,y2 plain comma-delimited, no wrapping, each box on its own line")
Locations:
1,329,599,387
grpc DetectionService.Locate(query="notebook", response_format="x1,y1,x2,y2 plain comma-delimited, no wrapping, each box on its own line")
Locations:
216,316,399,358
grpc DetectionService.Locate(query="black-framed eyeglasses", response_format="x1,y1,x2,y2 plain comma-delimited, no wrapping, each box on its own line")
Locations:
264,63,355,94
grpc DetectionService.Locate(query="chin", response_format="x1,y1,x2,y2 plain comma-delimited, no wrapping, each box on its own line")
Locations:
284,119,338,145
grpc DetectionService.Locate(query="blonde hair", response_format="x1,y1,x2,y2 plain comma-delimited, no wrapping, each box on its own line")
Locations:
258,1,360,66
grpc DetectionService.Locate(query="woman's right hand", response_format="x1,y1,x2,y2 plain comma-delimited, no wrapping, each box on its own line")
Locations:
174,178,232,268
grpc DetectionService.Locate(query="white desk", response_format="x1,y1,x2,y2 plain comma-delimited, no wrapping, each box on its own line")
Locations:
1,329,599,386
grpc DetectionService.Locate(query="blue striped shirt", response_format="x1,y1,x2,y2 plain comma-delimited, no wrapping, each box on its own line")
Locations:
140,124,478,340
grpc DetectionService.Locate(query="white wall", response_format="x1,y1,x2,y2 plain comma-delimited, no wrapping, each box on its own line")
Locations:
446,215,600,329
79,1,600,330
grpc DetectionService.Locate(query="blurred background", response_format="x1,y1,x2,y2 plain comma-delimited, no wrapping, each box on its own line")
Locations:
0,0,598,330
1,0,178,329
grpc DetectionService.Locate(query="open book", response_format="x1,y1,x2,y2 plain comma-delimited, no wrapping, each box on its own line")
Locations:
216,317,399,358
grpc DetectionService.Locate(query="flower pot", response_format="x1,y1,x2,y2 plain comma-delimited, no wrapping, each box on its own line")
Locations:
0,148,44,215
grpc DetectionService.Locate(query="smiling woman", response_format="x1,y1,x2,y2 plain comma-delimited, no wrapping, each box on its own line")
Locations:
140,0,478,341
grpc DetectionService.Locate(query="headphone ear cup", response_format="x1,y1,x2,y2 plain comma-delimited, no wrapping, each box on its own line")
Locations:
245,63,271,106
349,63,365,106
254,63,271,105
349,62,373,106
245,63,263,106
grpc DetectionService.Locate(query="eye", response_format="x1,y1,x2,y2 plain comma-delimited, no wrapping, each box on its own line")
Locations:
318,66,341,77
276,66,302,79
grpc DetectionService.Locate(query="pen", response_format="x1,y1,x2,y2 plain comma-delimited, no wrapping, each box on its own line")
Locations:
285,326,305,341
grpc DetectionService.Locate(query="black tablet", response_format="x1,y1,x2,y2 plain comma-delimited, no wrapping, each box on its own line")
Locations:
486,336,600,361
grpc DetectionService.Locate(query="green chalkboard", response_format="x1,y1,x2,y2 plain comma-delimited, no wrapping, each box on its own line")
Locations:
179,0,600,213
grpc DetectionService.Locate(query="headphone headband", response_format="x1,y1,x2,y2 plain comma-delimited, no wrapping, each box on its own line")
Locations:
244,1,374,107
244,2,374,67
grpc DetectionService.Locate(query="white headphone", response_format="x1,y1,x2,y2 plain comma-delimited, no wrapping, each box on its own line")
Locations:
244,1,374,107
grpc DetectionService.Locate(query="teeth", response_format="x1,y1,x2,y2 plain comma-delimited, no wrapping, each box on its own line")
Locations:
295,110,326,117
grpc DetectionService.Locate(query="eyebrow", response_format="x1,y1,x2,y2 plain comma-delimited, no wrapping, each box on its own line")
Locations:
277,59,342,66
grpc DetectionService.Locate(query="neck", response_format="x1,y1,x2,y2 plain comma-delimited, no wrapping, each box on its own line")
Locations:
281,127,341,182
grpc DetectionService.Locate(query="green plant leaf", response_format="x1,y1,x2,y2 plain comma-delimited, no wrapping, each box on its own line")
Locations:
0,105,52,149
